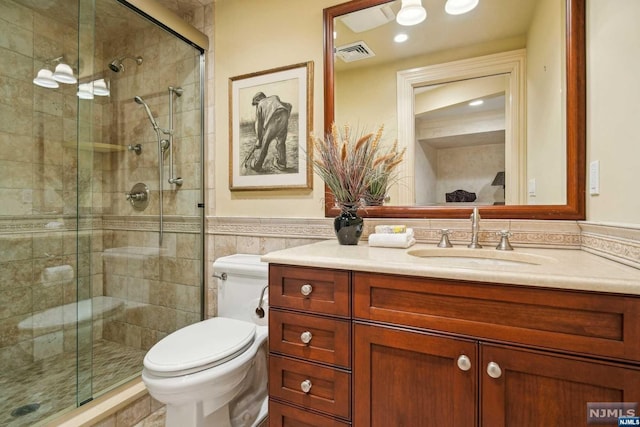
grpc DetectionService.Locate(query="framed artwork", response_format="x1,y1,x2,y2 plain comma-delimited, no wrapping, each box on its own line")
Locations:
229,61,314,191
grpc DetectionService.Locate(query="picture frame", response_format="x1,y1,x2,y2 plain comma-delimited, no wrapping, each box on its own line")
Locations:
229,61,314,191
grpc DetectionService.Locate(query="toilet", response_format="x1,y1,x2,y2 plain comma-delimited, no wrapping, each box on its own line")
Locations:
142,254,269,427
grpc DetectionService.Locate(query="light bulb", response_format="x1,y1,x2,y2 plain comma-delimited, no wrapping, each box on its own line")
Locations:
396,0,427,26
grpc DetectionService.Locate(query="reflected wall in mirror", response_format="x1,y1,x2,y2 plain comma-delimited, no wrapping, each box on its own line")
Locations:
415,73,508,206
323,0,585,219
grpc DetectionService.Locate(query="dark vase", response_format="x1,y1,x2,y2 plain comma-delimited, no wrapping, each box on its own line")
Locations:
333,207,364,245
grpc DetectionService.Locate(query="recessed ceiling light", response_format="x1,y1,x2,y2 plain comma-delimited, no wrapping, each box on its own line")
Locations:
469,99,484,106
394,33,409,43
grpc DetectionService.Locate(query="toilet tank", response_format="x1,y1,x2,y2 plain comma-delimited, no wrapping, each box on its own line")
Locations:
213,254,268,323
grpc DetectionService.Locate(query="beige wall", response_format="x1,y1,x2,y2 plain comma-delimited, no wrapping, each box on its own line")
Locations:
213,0,342,218
587,0,640,225
526,0,566,205
213,0,639,226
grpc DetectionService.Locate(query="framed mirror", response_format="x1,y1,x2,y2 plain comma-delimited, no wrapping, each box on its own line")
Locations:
323,0,585,219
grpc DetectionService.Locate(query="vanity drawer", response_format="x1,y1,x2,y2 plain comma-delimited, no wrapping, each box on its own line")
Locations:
269,265,350,317
269,400,351,427
269,355,351,420
353,271,640,363
270,309,351,368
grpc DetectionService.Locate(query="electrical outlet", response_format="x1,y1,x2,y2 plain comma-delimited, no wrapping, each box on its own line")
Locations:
590,160,600,195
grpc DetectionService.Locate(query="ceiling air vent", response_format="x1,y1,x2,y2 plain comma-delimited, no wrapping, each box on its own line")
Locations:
335,41,375,63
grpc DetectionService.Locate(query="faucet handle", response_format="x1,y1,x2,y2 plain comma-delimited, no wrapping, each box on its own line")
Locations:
496,230,514,251
437,229,453,248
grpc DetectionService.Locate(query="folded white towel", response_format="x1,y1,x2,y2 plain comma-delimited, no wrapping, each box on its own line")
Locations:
368,232,416,248
375,224,407,234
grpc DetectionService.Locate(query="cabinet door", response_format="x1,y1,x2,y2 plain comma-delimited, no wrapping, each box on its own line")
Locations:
354,323,477,426
481,344,640,427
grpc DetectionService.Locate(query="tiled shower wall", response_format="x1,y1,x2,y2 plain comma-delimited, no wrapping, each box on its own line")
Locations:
0,0,204,367
96,9,204,350
0,0,99,367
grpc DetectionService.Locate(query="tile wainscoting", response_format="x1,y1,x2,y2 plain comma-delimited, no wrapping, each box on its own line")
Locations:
13,216,637,426
580,222,640,269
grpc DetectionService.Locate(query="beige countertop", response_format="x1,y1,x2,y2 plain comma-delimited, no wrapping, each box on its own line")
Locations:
262,240,640,295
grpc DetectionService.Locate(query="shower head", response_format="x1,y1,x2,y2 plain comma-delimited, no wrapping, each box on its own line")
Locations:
134,96,159,131
108,56,143,73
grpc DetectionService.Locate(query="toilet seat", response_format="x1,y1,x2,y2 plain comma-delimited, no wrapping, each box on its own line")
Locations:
144,317,256,377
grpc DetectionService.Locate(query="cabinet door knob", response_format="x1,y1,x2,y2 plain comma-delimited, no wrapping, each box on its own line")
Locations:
300,284,313,296
300,379,312,393
486,361,502,379
457,355,471,371
300,331,313,344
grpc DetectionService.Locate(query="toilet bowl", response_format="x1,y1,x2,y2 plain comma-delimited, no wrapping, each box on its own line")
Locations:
142,254,268,427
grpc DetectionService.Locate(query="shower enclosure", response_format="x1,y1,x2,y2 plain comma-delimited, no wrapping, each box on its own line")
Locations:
0,0,205,425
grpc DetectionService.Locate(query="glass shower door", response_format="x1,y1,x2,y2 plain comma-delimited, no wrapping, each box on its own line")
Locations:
0,0,204,424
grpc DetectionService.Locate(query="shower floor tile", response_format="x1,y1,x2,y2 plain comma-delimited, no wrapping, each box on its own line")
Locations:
1,339,146,427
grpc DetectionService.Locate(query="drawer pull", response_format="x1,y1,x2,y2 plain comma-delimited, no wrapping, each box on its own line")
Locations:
486,362,502,379
300,284,313,296
300,379,312,393
300,331,313,344
457,355,471,371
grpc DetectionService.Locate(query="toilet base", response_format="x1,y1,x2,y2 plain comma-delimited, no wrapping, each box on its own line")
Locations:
165,397,268,427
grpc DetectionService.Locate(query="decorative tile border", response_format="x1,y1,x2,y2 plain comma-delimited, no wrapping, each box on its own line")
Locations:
208,216,335,239
102,215,202,234
0,215,100,234
579,222,640,269
207,217,582,249
2,216,637,269
0,215,202,235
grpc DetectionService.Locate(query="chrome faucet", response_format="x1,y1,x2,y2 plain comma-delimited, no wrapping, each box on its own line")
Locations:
467,207,483,249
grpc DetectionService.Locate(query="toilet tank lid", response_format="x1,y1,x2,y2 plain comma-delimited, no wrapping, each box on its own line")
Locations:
213,254,267,278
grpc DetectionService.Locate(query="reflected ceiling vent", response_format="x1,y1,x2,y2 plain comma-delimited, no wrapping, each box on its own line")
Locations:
335,41,376,63
339,4,395,33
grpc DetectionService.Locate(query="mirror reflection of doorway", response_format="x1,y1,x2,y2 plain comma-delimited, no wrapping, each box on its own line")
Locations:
414,74,507,206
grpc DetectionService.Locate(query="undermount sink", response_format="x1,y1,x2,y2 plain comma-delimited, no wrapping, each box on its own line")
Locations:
406,247,556,266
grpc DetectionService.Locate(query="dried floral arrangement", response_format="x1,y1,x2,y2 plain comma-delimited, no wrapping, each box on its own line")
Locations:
310,123,406,211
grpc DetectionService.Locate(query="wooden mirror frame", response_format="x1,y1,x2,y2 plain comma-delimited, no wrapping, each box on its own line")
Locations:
323,0,585,220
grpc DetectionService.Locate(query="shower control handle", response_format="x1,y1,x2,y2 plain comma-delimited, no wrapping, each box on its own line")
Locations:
125,191,146,201
125,183,150,211
300,284,313,296
300,331,313,344
300,379,312,394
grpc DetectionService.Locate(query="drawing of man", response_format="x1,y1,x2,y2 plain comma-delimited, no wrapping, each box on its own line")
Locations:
250,92,292,172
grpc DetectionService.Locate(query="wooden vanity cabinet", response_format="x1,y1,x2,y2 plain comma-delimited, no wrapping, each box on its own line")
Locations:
268,264,640,426
353,271,640,427
268,265,352,426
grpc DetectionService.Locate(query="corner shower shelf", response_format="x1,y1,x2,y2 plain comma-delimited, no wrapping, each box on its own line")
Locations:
63,142,127,153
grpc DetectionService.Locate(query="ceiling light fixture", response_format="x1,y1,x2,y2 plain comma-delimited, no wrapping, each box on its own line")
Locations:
445,0,479,15
52,62,77,84
394,33,409,43
469,99,484,106
77,83,94,100
396,0,427,26
33,69,59,88
92,79,110,97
